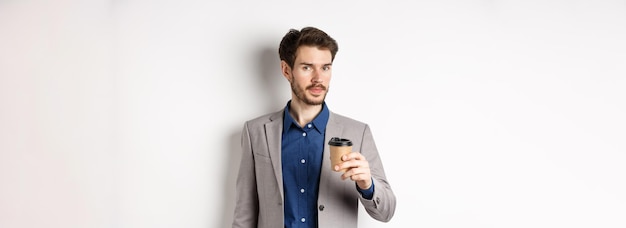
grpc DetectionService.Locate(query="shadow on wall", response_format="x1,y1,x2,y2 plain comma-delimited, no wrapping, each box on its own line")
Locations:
217,44,285,227
258,45,288,113
218,130,242,228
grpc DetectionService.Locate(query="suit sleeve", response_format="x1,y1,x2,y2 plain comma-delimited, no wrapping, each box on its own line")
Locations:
358,124,397,222
232,122,259,228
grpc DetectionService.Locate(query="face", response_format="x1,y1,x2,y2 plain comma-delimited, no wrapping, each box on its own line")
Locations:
282,46,333,106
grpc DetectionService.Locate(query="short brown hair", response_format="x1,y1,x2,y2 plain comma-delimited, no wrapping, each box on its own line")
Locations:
278,27,339,68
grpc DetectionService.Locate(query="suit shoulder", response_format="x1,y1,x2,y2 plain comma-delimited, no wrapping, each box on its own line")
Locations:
244,110,282,127
330,112,368,128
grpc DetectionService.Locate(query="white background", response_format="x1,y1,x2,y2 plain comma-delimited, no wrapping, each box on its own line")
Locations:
1,0,625,227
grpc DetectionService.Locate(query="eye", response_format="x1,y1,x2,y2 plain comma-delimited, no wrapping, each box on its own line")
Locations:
302,66,311,71
322,66,331,71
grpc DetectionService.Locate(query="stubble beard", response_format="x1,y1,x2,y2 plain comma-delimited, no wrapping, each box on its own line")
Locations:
291,81,328,106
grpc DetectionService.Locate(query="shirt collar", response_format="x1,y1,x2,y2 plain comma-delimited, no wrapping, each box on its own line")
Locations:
283,100,329,134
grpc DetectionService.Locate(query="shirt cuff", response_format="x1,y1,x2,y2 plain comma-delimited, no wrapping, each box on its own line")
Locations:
356,178,375,200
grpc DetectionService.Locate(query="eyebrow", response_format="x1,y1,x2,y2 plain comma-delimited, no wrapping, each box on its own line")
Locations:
298,62,333,67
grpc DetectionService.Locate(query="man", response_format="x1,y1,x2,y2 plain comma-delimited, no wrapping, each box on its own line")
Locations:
232,27,396,228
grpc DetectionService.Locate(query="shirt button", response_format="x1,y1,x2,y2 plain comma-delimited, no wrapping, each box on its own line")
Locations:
300,159,306,164
301,218,306,223
302,132,307,137
307,124,312,128
318,205,325,211
300,188,305,193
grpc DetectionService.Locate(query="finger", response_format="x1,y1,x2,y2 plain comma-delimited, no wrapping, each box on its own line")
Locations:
339,158,370,171
338,160,363,171
342,152,364,161
341,169,357,180
341,166,369,179
340,166,354,179
350,173,367,181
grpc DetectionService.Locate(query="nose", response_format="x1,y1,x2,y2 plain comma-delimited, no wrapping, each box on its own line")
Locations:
312,70,322,83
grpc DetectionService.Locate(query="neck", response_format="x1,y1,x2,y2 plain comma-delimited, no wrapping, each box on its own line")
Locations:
288,99,323,127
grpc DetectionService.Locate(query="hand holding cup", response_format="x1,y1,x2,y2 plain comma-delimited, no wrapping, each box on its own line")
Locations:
328,137,353,172
328,137,373,190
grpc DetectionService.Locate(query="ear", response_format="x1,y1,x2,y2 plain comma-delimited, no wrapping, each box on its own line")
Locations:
280,60,292,82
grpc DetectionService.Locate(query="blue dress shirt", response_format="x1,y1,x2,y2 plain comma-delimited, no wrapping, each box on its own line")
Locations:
282,101,328,228
281,101,374,228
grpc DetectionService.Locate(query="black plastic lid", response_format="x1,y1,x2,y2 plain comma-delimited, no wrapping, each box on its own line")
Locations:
328,137,353,146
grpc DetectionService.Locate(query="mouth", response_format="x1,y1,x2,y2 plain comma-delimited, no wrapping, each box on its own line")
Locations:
307,85,326,94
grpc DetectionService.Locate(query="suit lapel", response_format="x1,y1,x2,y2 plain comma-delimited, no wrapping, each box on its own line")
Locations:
323,112,343,171
319,112,343,198
265,111,284,199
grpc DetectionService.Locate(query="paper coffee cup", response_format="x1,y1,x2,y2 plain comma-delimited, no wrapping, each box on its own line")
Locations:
328,137,353,172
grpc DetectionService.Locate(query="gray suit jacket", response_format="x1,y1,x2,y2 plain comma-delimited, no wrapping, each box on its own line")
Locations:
232,109,396,228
